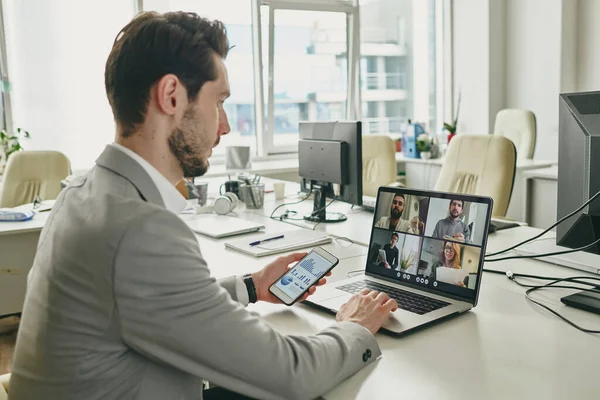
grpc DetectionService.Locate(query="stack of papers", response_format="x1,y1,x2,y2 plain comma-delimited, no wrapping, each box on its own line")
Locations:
225,228,332,257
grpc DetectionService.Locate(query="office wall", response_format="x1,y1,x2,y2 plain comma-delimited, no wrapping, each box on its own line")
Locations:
451,0,490,135
504,0,563,161
576,0,600,91
450,0,600,162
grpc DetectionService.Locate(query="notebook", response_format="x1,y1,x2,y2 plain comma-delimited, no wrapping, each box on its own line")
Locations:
184,214,265,238
224,228,332,257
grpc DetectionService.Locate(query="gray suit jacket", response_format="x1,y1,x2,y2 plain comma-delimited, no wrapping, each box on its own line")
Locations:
9,145,380,400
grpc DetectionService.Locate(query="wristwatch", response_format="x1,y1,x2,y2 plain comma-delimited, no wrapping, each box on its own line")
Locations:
243,273,258,303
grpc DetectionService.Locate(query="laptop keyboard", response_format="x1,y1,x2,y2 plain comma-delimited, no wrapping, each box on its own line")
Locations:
336,280,450,315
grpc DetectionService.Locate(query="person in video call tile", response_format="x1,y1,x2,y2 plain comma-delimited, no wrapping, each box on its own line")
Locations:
374,194,423,234
432,198,471,243
377,233,399,270
431,241,466,287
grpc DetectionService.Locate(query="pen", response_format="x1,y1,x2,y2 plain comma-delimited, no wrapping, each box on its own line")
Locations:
249,235,285,246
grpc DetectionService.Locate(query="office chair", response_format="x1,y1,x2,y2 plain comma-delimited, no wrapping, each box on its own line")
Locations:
362,135,401,197
0,373,9,399
434,134,517,218
0,150,71,208
493,108,536,159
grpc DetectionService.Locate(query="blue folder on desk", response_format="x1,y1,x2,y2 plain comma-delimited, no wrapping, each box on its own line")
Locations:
0,207,35,222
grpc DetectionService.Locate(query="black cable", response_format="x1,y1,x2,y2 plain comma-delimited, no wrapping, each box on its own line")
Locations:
485,189,600,258
484,236,600,262
483,269,562,281
483,269,600,333
513,275,600,334
269,189,312,220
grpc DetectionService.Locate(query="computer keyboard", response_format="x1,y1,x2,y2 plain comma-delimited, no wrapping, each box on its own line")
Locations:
336,280,450,315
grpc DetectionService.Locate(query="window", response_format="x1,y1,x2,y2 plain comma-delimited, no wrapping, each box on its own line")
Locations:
267,9,348,151
3,0,136,171
0,0,446,169
359,0,442,137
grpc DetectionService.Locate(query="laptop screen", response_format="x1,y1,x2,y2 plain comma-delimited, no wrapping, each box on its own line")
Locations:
366,187,493,303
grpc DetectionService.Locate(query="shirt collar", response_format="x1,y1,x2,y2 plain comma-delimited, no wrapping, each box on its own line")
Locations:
110,143,187,215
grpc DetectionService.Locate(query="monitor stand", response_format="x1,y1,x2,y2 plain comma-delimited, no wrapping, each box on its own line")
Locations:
557,213,600,255
303,184,347,223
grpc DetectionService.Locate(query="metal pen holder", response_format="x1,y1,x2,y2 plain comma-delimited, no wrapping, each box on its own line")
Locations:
239,183,265,209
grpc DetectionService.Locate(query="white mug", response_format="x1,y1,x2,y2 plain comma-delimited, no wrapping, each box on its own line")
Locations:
273,182,286,200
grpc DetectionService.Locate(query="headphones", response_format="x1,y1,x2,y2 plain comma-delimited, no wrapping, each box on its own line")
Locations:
194,192,240,215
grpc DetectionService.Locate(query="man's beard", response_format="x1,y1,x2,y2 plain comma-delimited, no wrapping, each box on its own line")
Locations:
391,209,401,219
451,211,460,218
168,107,212,178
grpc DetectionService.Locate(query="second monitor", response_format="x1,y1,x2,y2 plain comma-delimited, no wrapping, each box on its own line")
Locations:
298,121,363,223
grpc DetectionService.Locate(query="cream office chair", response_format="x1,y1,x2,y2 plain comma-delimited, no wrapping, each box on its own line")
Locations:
0,150,71,208
0,373,9,399
362,135,400,197
493,108,536,159
434,134,517,218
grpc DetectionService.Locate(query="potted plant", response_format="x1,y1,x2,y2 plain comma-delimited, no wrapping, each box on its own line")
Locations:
0,127,30,174
443,90,461,144
397,249,417,272
416,133,433,159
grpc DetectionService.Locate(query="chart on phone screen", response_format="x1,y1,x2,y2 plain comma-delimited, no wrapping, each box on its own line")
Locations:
276,253,330,299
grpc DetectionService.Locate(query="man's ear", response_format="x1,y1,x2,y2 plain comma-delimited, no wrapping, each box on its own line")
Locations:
155,74,183,117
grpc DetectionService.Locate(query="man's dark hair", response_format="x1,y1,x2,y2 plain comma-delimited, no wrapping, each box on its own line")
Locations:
391,233,399,240
393,194,405,201
449,198,464,208
105,11,230,136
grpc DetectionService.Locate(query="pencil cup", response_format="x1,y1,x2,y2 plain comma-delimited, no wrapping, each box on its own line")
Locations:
239,183,265,209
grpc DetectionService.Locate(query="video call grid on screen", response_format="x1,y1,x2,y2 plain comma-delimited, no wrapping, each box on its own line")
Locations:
366,188,492,301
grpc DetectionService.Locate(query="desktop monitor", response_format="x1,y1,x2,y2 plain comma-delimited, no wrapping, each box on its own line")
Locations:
557,90,600,254
298,121,363,223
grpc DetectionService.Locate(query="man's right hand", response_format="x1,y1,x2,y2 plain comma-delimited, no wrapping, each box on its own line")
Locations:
335,289,399,335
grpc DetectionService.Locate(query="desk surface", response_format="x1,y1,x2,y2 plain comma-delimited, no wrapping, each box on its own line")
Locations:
2,176,599,399
523,165,558,180
395,152,557,170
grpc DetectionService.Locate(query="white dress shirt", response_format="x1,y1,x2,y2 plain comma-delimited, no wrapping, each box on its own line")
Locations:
110,143,250,305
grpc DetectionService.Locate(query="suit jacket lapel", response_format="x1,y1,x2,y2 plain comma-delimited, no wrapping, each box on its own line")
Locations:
95,145,165,208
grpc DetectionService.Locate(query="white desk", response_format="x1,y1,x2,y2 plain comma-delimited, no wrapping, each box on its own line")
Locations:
2,177,600,400
0,212,49,316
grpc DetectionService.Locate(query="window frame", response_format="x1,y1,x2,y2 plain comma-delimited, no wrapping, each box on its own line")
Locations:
253,0,359,156
0,0,13,133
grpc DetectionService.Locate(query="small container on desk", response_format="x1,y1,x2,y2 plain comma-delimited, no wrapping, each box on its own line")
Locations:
239,183,265,209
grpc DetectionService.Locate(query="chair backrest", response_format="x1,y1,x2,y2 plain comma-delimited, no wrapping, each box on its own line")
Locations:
493,108,536,159
434,134,517,218
362,135,397,197
0,373,10,400
0,150,71,208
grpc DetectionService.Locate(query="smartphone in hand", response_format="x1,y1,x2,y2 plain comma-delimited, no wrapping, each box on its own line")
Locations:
269,247,340,306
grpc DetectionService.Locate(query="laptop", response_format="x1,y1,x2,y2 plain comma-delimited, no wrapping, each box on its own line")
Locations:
184,214,265,239
306,186,493,336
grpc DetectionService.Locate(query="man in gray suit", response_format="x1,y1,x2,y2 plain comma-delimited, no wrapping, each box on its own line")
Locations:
9,11,398,400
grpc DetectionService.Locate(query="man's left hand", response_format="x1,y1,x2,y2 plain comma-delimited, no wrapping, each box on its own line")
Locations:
251,252,332,304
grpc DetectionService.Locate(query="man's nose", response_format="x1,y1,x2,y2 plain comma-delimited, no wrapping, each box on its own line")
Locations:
218,108,231,136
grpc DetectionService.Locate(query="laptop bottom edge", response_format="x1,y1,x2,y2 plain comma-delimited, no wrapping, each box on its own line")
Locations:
299,300,468,337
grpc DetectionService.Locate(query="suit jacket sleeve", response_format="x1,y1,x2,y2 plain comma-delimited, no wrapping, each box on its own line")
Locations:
114,209,380,400
218,276,240,301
